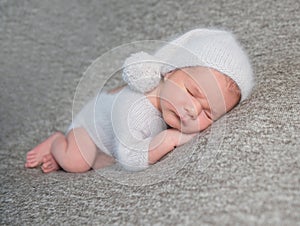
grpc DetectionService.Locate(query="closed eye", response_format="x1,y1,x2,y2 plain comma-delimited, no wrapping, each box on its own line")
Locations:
185,82,205,99
204,110,213,121
186,87,194,97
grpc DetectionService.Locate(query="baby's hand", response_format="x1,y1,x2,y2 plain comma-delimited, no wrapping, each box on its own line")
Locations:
174,130,198,147
148,129,198,164
169,129,198,147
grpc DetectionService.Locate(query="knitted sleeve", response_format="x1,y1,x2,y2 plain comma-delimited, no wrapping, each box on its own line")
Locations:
116,137,152,171
111,87,166,171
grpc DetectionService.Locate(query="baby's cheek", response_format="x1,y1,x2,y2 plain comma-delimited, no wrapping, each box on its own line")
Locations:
164,112,180,129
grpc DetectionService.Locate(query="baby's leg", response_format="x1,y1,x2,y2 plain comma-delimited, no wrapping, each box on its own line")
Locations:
50,128,105,173
93,150,116,170
25,132,62,168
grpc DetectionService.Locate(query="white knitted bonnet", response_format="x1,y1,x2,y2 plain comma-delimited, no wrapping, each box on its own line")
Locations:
122,28,254,102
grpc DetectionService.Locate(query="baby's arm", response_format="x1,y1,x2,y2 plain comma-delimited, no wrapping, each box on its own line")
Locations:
148,129,197,164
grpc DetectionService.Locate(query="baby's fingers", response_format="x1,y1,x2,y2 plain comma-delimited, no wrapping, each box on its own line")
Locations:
177,132,197,146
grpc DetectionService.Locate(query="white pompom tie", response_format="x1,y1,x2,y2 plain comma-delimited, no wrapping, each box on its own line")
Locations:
122,52,162,93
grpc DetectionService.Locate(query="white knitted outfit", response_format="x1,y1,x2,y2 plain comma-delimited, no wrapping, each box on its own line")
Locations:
67,87,167,171
68,28,254,171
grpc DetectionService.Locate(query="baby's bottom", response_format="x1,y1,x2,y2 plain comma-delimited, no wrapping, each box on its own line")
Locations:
25,128,115,173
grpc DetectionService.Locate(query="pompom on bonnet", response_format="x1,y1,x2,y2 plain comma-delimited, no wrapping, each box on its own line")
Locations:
122,28,254,102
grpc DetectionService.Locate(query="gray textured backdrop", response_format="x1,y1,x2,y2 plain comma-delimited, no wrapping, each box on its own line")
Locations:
1,0,299,225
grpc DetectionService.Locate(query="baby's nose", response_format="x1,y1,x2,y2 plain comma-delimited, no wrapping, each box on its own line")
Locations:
184,100,202,119
184,106,198,119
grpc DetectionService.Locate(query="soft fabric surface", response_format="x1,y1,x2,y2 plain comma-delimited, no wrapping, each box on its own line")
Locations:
1,0,299,225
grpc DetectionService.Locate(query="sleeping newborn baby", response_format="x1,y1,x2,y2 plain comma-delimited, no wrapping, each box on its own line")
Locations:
25,28,254,173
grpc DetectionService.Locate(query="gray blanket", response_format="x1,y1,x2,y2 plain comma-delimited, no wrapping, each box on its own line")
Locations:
1,0,299,225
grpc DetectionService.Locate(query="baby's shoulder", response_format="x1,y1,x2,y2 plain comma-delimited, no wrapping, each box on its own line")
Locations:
111,87,165,132
112,87,155,116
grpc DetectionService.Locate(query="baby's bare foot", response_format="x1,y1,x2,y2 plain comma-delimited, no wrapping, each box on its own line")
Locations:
25,132,63,168
41,154,60,173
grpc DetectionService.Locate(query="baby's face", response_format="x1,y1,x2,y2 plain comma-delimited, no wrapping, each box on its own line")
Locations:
159,67,240,133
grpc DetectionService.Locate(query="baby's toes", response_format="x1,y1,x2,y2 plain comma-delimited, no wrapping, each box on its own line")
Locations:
25,159,38,168
42,161,51,169
26,152,36,162
42,162,59,173
26,149,38,159
41,161,53,172
43,154,52,162
42,165,52,173
41,154,59,173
